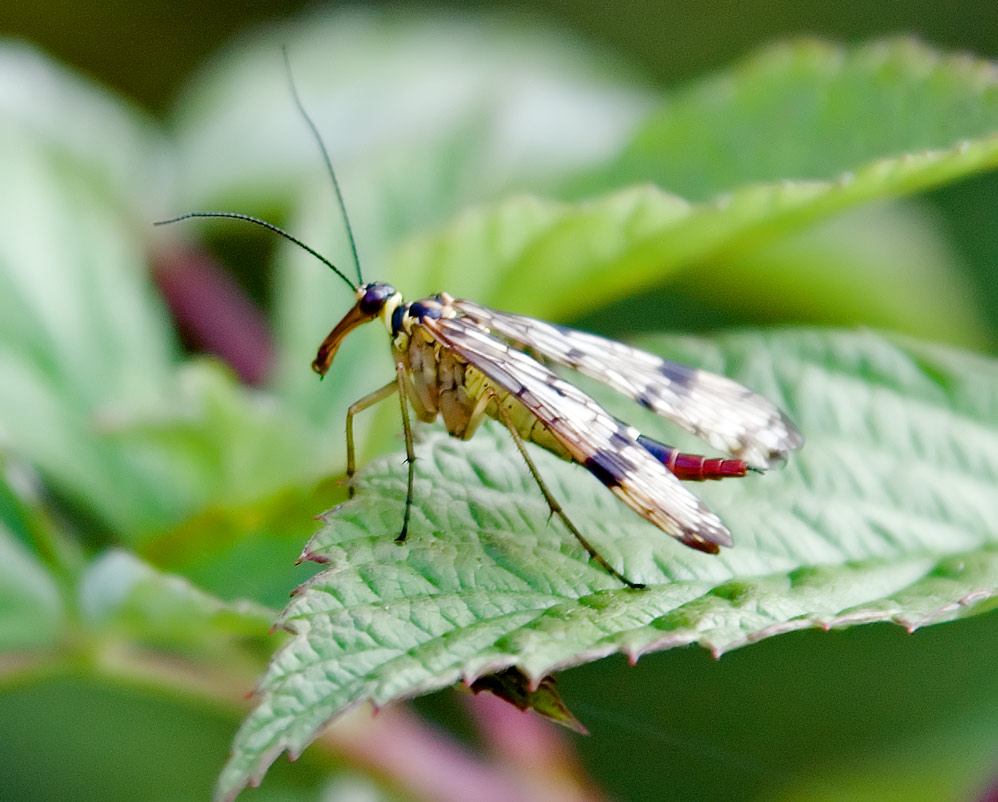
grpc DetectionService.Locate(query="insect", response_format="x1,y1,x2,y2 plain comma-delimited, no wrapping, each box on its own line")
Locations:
158,64,802,589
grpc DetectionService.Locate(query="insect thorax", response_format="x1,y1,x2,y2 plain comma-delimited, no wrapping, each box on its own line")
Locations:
392,298,570,461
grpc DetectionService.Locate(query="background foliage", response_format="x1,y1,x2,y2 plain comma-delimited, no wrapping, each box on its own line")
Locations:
2,4,998,802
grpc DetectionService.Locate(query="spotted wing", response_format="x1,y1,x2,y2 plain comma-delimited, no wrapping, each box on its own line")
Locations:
422,315,733,553
452,299,802,469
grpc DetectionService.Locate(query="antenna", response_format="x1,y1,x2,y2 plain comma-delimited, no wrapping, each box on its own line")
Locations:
282,47,364,286
154,212,357,291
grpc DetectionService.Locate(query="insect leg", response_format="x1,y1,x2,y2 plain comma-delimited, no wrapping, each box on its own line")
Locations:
346,380,399,497
394,361,416,543
480,388,644,589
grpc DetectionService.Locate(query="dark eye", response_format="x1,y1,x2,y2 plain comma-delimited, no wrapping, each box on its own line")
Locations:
358,282,396,315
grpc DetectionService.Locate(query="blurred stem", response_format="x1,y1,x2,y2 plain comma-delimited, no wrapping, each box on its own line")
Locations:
464,690,609,802
0,640,608,802
328,701,609,802
151,247,274,385
976,773,998,802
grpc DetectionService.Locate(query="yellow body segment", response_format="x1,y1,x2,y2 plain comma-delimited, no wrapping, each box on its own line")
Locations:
394,327,572,461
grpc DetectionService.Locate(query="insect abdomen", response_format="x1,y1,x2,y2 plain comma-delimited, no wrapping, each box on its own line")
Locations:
458,363,573,460
637,434,747,481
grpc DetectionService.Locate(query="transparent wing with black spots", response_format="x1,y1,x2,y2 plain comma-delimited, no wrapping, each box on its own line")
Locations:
421,314,734,553
452,299,802,469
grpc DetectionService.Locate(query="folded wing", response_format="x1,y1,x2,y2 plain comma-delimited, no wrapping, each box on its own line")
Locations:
423,314,733,553
453,299,802,469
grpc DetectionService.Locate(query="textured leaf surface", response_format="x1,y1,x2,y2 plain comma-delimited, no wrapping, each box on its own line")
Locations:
216,328,998,801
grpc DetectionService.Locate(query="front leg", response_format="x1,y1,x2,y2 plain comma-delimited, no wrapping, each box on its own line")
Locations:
344,368,417,544
346,380,399,497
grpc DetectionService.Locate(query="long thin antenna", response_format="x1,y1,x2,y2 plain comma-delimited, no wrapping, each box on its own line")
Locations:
154,212,357,292
281,47,364,286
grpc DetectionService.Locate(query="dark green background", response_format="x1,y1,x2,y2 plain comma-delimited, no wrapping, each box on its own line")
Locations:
7,0,998,113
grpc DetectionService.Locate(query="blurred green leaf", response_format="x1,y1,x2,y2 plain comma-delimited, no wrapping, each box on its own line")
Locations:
678,201,986,337
0,126,321,546
0,131,176,395
0,44,181,536
171,8,651,232
392,127,998,338
79,549,273,647
0,524,63,651
0,129,183,534
0,459,40,551
216,328,998,801
0,79,326,542
0,42,170,216
588,37,998,201
100,360,320,541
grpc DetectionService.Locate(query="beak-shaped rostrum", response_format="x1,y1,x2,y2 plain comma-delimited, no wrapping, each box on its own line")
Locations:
311,282,400,376
311,298,376,376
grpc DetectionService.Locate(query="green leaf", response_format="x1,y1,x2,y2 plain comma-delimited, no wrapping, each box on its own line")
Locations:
0,41,169,215
0,524,63,651
171,7,650,228
0,458,41,551
383,38,998,349
0,135,313,546
588,38,998,201
0,128,184,534
0,52,334,547
0,44,187,536
216,328,998,801
393,133,998,335
686,202,986,337
79,549,274,647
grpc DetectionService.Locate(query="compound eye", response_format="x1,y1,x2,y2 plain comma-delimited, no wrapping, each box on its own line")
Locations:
358,282,395,315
